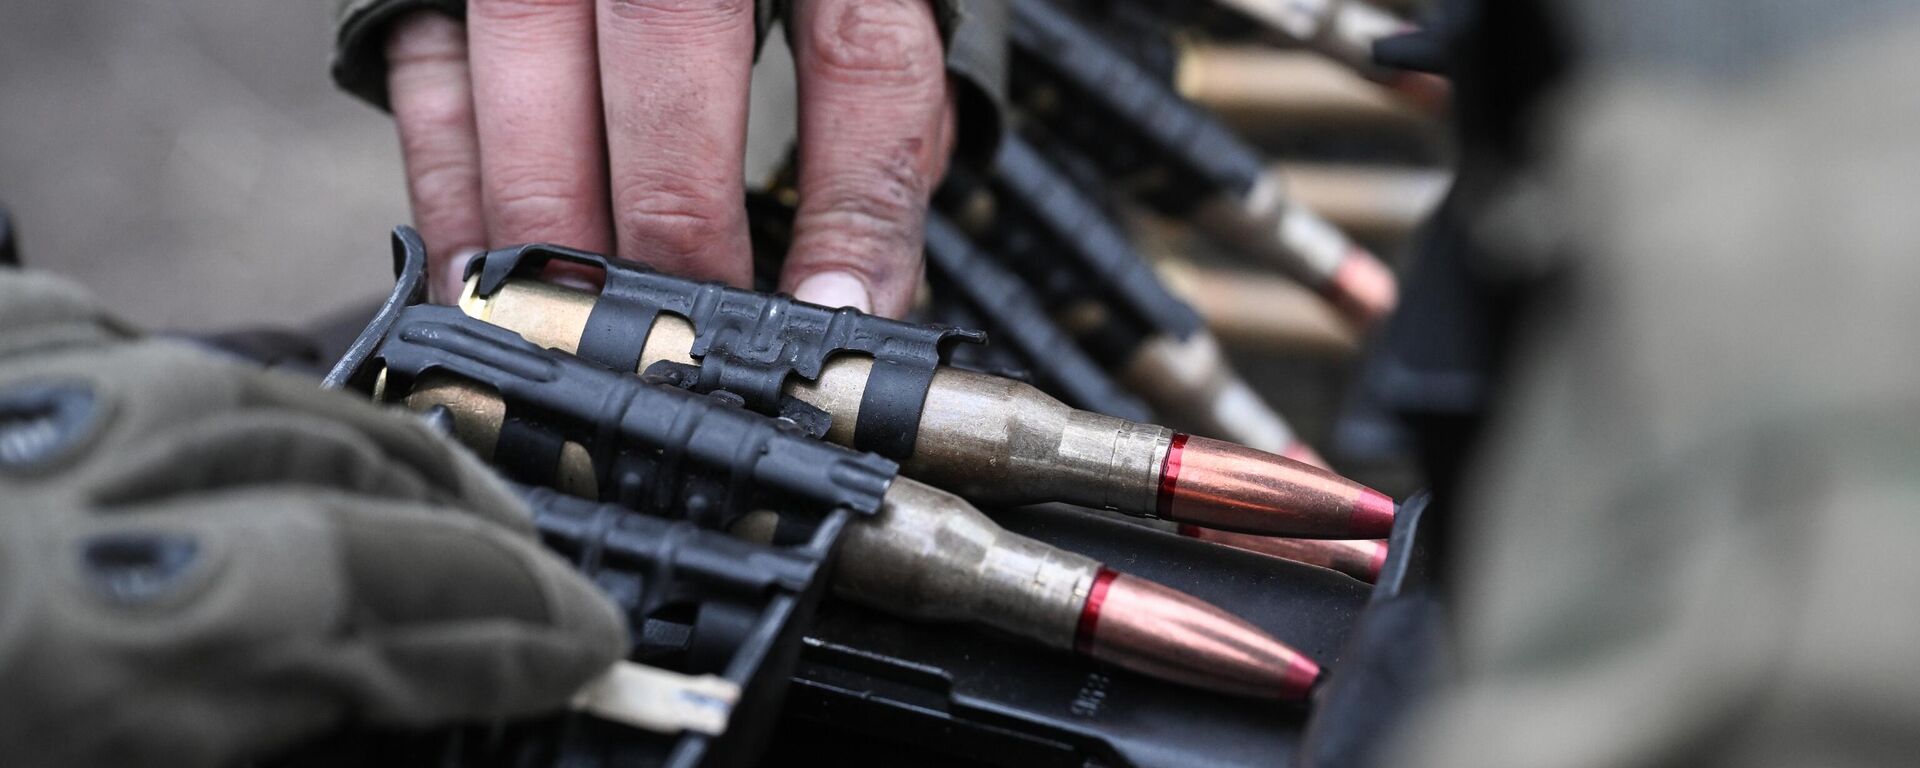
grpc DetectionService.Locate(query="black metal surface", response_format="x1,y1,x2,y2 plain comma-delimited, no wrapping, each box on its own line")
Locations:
281,487,851,768
322,226,431,390
522,484,851,768
918,293,1041,384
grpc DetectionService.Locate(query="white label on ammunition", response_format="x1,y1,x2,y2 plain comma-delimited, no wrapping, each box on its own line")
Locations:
571,662,740,736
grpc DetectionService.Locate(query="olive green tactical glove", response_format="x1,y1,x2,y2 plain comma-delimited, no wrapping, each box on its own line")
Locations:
0,270,627,767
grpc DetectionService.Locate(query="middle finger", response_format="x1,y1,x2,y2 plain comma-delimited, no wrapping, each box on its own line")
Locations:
598,0,757,285
468,0,613,253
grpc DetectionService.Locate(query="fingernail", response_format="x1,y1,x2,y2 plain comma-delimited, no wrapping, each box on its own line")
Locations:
793,271,871,313
432,247,484,305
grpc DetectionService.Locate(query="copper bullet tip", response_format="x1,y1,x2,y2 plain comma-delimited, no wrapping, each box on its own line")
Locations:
1323,247,1399,329
1179,525,1389,584
1075,568,1320,700
1159,433,1397,538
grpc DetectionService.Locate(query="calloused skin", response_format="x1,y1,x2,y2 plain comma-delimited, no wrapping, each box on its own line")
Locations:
383,0,956,317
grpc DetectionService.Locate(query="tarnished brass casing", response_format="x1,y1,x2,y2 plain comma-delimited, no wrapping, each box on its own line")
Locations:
735,478,1097,650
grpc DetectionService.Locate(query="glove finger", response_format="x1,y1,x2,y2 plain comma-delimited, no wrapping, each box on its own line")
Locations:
0,490,625,765
238,369,530,530
323,493,628,726
0,269,137,359
84,406,534,536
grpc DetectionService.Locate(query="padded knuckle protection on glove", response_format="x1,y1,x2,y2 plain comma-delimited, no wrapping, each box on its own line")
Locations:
0,380,104,475
0,270,627,765
332,0,1008,163
77,529,207,607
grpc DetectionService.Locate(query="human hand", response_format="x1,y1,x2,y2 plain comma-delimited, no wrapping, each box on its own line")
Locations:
0,270,626,767
383,0,955,317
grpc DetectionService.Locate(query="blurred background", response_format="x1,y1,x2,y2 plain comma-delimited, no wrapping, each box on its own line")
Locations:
0,1,804,333
0,1,404,330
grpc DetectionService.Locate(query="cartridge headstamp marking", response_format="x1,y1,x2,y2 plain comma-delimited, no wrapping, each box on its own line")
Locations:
1069,672,1113,718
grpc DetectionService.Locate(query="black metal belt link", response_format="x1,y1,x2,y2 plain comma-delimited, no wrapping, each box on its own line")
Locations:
374,306,895,530
466,243,986,461
516,482,827,672
326,228,860,756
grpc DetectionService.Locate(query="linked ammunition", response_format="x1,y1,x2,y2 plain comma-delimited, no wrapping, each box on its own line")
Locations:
734,481,1319,700
365,302,1321,699
1155,259,1360,357
1275,163,1451,243
1203,0,1448,113
918,216,1378,575
921,212,1154,423
1175,45,1430,127
455,252,1395,539
960,135,1324,463
1189,174,1400,329
1007,0,1400,328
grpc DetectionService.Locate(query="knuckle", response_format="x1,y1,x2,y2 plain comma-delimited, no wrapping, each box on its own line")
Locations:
804,0,941,85
385,14,468,68
615,176,739,257
395,85,474,140
604,0,752,29
488,173,596,241
793,191,926,286
405,157,479,215
468,0,590,23
814,142,936,215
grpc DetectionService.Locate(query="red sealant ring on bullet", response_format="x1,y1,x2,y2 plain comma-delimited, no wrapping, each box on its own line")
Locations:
1156,433,1189,519
1074,567,1120,655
